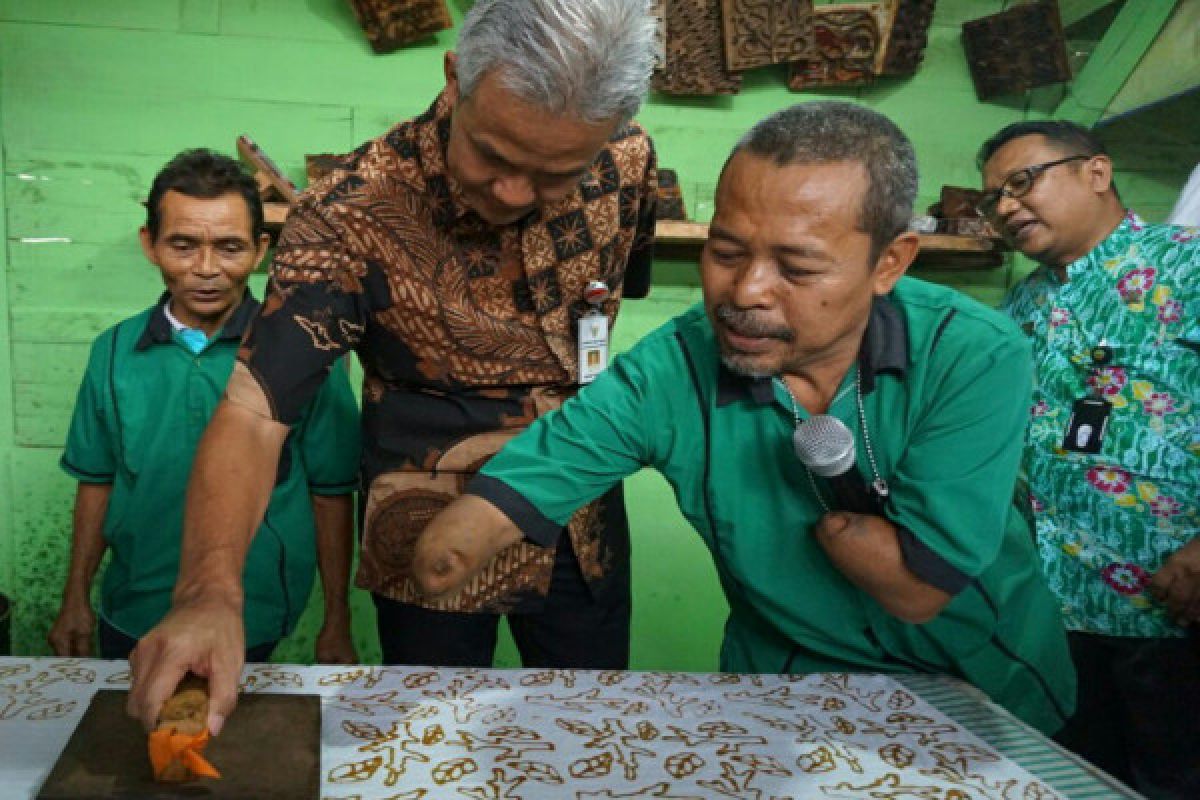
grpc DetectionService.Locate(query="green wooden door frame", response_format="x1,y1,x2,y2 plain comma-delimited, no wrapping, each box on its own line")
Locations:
1057,0,1180,126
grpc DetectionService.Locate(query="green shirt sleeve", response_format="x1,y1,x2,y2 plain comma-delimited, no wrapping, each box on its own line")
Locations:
60,331,118,484
298,358,360,495
471,332,673,545
885,327,1033,582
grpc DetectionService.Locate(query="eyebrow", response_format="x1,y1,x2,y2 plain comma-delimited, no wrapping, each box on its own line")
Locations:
708,224,833,261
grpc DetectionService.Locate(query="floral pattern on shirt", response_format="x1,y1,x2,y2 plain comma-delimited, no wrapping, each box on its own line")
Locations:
1004,213,1200,637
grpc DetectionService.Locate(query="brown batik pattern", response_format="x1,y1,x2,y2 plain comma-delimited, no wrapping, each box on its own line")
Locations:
237,93,656,613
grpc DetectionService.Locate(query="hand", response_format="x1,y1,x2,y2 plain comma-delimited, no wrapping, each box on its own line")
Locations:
47,596,95,657
1149,538,1200,627
315,611,357,665
126,593,244,736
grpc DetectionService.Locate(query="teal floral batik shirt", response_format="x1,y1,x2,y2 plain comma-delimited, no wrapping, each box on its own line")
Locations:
1003,213,1200,638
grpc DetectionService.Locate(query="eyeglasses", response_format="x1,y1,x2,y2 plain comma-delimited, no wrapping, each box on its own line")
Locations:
977,155,1090,219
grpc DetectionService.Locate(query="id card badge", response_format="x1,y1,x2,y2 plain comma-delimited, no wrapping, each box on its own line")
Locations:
577,311,609,384
1062,397,1112,453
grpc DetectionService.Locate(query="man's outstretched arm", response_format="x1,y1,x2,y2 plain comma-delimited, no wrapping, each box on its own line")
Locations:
413,494,524,599
127,399,288,736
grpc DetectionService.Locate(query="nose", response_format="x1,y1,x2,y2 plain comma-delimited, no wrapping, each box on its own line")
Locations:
193,246,220,278
992,192,1022,222
492,174,536,211
729,259,773,309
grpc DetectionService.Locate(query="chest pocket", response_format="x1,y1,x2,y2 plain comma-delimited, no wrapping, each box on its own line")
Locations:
107,327,211,479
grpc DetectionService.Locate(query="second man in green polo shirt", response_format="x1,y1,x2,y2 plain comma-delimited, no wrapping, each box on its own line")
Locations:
414,102,1075,734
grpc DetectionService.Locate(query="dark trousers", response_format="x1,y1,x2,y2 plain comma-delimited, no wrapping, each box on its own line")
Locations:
373,535,630,668
98,618,278,663
1053,631,1200,800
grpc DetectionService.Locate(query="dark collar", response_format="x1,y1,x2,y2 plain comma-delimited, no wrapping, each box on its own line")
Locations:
135,290,260,351
715,294,909,407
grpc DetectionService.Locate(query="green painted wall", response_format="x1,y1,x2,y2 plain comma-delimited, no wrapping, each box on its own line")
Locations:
1,0,1196,666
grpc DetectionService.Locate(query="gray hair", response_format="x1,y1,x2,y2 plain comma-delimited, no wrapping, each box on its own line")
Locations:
727,102,919,261
455,0,657,125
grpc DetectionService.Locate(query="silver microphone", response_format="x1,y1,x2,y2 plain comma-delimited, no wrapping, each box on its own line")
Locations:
792,415,880,513
792,415,856,477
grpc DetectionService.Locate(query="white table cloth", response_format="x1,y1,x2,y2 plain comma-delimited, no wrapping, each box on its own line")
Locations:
1,657,1138,799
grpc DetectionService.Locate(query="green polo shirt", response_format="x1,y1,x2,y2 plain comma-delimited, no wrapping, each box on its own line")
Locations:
61,293,359,647
472,276,1074,734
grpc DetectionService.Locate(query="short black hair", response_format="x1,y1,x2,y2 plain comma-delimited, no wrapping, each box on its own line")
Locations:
977,120,1107,169
145,148,263,240
725,102,918,265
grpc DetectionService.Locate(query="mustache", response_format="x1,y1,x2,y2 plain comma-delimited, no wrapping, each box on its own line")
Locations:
713,304,794,342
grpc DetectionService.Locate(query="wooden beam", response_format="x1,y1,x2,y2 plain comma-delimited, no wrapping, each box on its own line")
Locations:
1059,0,1119,28
1056,0,1179,126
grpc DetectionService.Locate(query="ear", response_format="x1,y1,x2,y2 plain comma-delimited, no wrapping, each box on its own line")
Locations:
254,232,271,268
443,51,460,107
1084,154,1114,196
870,231,918,295
138,226,158,264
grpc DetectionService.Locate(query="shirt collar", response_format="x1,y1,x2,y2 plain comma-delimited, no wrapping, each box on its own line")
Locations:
414,91,477,224
1063,210,1141,281
715,294,909,407
135,290,260,351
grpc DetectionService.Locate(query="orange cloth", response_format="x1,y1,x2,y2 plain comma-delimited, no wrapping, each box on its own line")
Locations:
147,727,221,781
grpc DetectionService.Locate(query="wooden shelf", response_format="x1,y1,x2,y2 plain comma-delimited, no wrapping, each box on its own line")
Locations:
265,207,1005,270
654,220,1007,270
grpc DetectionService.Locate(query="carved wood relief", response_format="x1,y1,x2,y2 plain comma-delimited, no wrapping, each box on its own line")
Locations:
652,0,744,95
786,3,890,90
962,2,1071,100
655,169,688,221
345,0,452,54
719,0,815,72
880,0,936,76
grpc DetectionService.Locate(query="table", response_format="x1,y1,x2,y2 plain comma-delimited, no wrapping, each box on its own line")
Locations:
1,657,1139,799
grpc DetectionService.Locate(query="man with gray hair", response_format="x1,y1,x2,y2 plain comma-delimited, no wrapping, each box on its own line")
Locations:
411,101,1076,734
128,0,659,732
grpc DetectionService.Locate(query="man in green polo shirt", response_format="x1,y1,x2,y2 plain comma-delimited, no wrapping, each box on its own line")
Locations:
48,149,360,663
414,102,1075,734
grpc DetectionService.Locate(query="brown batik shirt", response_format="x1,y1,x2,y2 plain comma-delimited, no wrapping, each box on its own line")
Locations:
228,92,657,613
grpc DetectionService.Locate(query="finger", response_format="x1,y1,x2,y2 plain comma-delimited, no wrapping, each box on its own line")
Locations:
1148,567,1175,602
127,640,190,732
48,633,68,658
70,632,91,658
1180,582,1200,626
203,650,243,737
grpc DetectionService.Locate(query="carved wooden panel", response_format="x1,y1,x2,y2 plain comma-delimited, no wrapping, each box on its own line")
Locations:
655,168,688,221
880,0,936,76
962,2,1071,100
652,0,743,95
346,0,452,54
719,0,815,72
786,3,889,91
650,0,668,70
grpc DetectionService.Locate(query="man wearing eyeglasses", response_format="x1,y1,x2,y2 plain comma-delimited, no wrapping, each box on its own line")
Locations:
980,120,1200,799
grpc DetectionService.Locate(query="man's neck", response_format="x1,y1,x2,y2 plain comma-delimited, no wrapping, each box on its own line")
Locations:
778,326,867,415
1050,203,1126,280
